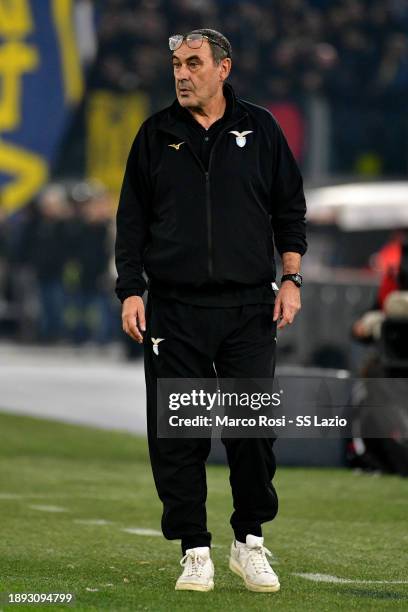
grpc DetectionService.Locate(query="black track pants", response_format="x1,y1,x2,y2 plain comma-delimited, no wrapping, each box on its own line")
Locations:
143,293,278,554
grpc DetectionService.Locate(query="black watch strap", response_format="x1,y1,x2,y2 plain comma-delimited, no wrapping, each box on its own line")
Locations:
281,273,302,287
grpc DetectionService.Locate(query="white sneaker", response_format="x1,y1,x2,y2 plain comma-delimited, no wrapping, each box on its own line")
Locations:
229,535,280,592
175,546,214,591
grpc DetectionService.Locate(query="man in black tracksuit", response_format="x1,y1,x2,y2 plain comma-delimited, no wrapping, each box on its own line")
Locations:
115,29,307,593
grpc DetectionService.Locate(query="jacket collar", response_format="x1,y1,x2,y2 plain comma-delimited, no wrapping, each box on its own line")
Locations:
157,82,247,139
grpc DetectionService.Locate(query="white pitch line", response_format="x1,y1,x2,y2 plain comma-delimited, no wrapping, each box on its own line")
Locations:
0,493,23,499
294,573,408,585
74,519,112,526
28,505,68,513
122,527,162,536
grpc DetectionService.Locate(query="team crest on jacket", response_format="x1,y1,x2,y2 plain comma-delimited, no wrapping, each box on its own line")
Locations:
229,130,253,148
151,337,165,355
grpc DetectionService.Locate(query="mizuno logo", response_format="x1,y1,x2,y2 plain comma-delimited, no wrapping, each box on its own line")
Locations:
229,130,253,148
168,142,185,150
151,337,165,355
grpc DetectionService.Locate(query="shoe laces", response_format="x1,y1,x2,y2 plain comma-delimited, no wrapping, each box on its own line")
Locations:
247,543,273,574
180,550,206,577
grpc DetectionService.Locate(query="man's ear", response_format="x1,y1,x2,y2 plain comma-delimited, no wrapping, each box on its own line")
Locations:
219,57,232,81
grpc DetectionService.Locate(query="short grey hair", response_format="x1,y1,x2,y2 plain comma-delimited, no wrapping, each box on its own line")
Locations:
189,28,232,64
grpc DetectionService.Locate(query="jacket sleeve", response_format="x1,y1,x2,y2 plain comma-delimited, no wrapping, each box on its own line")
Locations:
114,122,152,303
270,119,307,257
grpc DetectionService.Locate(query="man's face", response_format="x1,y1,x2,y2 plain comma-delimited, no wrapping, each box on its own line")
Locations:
172,40,230,109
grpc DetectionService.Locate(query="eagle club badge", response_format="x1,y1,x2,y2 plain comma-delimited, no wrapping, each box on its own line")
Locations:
229,130,253,148
151,337,165,355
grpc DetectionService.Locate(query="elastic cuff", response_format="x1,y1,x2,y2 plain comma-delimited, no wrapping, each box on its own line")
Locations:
276,243,307,256
181,536,212,555
116,287,145,302
233,526,262,544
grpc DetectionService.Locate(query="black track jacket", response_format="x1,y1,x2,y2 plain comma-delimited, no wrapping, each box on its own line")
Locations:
115,83,307,303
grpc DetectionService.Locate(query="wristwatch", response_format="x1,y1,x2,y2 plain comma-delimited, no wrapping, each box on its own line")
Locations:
281,273,302,287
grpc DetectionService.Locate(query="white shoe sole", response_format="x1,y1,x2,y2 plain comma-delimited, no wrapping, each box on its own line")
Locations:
229,557,280,593
175,579,214,592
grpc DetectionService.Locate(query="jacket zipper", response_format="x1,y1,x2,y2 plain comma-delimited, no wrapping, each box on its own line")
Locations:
161,113,248,279
204,116,247,278
205,171,212,277
178,146,213,277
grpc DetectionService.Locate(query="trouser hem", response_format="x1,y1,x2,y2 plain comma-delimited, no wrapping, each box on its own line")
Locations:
181,536,212,555
233,525,263,544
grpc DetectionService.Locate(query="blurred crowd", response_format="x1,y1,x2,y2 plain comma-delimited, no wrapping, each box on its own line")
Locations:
92,0,408,109
0,183,119,345
1,0,407,347
85,0,408,174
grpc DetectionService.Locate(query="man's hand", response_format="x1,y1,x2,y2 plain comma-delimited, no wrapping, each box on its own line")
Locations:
122,296,146,343
273,281,301,330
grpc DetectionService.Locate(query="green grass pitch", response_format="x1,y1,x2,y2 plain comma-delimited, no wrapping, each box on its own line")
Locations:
0,412,407,611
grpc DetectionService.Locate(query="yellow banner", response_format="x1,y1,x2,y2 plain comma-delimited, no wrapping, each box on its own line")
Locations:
0,0,83,214
86,90,149,195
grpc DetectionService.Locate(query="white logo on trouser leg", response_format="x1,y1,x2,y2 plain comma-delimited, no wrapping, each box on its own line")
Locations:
151,337,165,355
